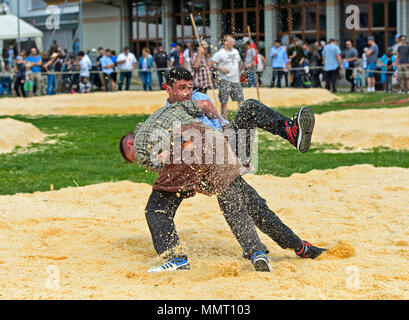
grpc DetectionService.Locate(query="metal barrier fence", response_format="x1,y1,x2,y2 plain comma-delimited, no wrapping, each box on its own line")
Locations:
0,65,403,95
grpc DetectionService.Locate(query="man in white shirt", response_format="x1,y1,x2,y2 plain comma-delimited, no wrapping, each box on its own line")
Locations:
183,41,193,72
116,46,137,90
78,51,92,78
209,34,244,119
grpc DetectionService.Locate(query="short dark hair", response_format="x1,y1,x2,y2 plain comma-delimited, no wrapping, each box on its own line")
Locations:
275,39,281,43
119,132,133,163
105,48,111,53
78,51,85,57
166,67,193,87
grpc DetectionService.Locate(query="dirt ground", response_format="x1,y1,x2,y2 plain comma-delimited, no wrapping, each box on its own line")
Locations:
313,107,409,150
0,118,46,154
0,88,337,116
0,165,407,300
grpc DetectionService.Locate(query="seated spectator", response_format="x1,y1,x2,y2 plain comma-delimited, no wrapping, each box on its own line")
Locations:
79,76,92,93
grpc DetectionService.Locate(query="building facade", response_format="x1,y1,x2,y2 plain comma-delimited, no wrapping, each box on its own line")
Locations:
8,0,79,52
42,0,404,83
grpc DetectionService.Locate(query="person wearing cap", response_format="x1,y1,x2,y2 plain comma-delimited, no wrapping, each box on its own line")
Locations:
13,50,27,97
396,35,409,94
365,36,379,92
392,34,402,55
322,38,343,93
43,51,59,95
169,43,182,68
190,40,213,93
117,46,137,91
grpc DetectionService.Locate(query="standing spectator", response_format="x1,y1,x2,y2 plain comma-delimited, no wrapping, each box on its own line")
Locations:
97,47,106,89
190,40,212,93
13,50,26,97
79,76,92,93
322,38,343,93
7,45,14,69
183,41,193,72
138,47,154,91
111,50,118,90
256,51,266,86
169,43,182,68
24,70,34,97
243,39,257,87
78,51,92,79
209,34,244,119
89,48,102,90
383,51,395,93
44,52,59,95
99,49,115,91
117,46,137,91
365,36,379,92
49,40,58,55
308,42,322,88
287,38,304,88
73,39,80,57
25,48,43,96
380,49,395,91
153,45,169,89
342,40,358,92
391,34,401,55
269,39,288,88
396,35,409,94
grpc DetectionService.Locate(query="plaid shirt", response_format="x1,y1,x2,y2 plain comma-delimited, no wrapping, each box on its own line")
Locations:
190,52,212,89
133,100,203,172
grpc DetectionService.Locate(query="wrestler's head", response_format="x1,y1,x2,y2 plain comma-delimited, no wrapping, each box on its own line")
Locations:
119,132,136,163
165,67,194,103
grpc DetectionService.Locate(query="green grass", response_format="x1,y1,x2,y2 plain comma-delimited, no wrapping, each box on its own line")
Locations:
0,92,408,195
272,92,408,118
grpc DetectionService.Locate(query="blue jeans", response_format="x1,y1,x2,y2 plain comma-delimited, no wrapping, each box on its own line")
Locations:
47,74,56,95
246,68,257,87
141,71,152,91
119,71,132,90
157,69,168,88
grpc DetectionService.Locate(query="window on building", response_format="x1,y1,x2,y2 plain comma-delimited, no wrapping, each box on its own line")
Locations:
220,0,264,47
31,0,46,10
130,0,162,57
340,0,397,56
173,0,210,45
275,0,326,46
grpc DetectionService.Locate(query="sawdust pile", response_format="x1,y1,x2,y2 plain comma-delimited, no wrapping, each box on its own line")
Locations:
313,107,409,150
0,88,337,116
0,118,46,154
0,165,407,299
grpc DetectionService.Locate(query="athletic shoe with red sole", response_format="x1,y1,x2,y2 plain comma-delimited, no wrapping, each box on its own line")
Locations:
295,241,327,259
285,106,315,153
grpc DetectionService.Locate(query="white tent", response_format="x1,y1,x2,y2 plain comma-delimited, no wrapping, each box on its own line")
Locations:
0,14,43,51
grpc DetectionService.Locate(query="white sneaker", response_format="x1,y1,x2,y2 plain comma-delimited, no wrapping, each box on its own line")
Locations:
147,258,191,273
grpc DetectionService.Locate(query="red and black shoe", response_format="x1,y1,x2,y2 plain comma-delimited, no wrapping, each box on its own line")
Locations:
285,106,315,153
295,241,327,259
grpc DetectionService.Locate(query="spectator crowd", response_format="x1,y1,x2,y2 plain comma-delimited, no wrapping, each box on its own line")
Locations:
1,33,408,98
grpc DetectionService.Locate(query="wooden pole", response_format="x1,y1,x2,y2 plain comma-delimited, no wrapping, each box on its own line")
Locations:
247,26,261,102
189,14,220,112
